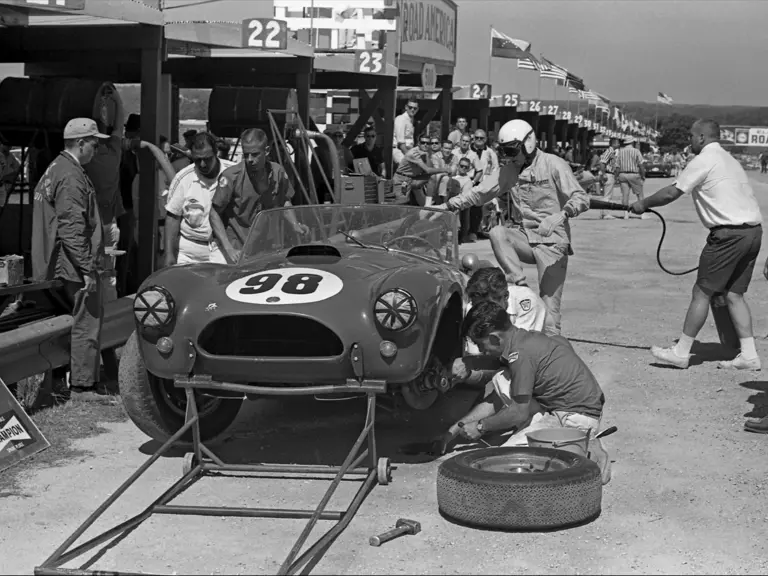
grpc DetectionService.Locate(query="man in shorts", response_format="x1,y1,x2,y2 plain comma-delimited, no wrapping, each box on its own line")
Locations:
631,119,763,370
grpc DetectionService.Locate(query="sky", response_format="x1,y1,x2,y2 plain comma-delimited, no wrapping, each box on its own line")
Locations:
1,0,767,106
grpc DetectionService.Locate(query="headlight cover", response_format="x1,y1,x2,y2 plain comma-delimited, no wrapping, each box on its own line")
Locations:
374,288,417,331
134,285,176,329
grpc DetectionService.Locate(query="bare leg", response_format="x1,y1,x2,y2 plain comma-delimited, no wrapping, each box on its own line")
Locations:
682,284,711,338
725,292,754,338
489,225,536,283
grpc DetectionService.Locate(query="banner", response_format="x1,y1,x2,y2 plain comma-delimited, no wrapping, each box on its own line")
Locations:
721,126,768,147
400,0,457,64
0,378,50,473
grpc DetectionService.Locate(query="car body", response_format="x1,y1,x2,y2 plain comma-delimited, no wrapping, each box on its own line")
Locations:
644,155,672,177
120,204,473,442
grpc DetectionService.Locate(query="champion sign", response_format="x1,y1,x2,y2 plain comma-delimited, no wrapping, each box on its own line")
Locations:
400,0,457,64
0,378,50,473
0,414,32,453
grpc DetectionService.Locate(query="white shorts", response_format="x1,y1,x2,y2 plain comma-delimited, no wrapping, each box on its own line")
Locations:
177,236,226,265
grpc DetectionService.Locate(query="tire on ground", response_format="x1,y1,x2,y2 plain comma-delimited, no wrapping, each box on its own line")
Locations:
437,447,602,530
119,331,243,444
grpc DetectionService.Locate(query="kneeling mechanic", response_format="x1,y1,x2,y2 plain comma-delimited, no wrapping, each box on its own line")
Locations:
446,301,611,484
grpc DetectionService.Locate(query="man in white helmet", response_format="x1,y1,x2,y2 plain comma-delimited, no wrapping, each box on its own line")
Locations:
433,119,590,335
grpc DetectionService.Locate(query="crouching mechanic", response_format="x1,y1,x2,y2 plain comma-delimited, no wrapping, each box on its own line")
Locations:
433,119,590,336
447,301,612,484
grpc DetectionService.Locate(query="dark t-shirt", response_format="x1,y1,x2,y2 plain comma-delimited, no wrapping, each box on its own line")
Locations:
211,161,295,251
350,143,384,176
487,328,605,418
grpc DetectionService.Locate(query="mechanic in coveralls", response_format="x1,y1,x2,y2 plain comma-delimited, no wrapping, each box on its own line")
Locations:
210,128,309,264
31,118,109,395
446,301,612,485
434,119,590,336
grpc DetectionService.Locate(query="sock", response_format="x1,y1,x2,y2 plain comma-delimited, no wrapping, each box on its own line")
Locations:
674,334,695,357
739,337,758,360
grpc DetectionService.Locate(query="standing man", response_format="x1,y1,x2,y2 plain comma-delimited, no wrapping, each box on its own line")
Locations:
615,136,646,220
393,98,418,164
631,119,763,371
759,150,768,174
31,118,109,394
0,139,21,207
435,119,590,336
210,128,308,264
117,113,140,295
164,132,235,265
598,137,621,220
448,117,468,147
472,129,500,236
350,125,385,176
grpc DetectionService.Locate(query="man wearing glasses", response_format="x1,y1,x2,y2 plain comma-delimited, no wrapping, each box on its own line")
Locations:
164,132,235,265
31,118,110,395
351,126,386,177
393,134,452,206
393,98,418,164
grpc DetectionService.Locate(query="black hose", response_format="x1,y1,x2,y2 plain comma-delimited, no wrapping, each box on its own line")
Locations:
646,208,699,276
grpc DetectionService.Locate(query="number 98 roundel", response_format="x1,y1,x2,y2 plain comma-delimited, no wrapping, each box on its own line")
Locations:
225,267,344,306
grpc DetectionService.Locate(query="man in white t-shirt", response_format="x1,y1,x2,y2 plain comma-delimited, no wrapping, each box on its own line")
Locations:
461,266,550,357
393,98,418,164
164,132,235,265
631,119,763,371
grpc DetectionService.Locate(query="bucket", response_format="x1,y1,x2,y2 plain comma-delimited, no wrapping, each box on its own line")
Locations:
525,427,590,457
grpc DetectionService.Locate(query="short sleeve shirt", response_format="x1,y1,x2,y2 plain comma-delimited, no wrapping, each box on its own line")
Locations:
393,112,414,148
452,149,480,176
475,147,499,181
165,159,235,243
489,328,605,419
395,148,428,180
675,142,762,229
212,161,295,251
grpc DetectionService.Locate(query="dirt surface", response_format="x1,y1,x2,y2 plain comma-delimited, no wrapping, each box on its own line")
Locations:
4,174,768,575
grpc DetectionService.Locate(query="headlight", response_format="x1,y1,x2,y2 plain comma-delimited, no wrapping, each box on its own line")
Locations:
134,285,176,329
374,289,417,331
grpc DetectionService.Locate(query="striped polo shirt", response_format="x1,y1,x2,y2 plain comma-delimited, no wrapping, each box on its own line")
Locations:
614,146,644,174
600,148,617,173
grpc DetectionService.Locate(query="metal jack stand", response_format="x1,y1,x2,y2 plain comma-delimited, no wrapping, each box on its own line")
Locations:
35,377,393,576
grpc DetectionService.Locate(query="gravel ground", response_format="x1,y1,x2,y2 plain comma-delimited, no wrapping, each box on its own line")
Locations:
2,174,768,575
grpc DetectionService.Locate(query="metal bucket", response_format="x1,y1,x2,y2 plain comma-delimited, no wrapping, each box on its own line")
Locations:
525,427,590,457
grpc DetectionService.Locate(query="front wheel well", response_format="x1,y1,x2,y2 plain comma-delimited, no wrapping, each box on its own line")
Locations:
431,292,464,366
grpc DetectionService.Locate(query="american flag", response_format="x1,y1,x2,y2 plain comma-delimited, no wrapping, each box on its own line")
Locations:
517,57,541,71
657,92,674,105
539,57,567,81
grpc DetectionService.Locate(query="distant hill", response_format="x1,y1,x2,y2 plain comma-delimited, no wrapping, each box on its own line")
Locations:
615,101,768,128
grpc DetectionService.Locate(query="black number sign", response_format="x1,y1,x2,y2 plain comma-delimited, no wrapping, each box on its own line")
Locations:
240,273,282,295
239,273,324,296
282,274,323,295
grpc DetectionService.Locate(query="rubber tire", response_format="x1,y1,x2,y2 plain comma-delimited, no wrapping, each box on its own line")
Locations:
437,447,602,530
119,331,244,444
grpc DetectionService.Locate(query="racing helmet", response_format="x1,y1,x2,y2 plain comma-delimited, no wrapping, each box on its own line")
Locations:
498,119,537,161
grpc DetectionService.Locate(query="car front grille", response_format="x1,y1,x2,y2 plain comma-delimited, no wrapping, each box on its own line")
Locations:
198,315,345,357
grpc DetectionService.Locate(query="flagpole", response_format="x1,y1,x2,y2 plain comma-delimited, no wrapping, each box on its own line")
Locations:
537,53,542,100
654,97,659,132
488,26,493,84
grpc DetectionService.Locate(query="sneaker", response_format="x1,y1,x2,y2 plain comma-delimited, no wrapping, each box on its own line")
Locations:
717,354,761,371
623,212,629,220
602,214,618,220
650,345,690,369
640,213,652,220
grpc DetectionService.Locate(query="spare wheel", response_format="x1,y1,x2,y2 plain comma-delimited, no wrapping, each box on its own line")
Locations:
119,331,243,444
437,447,602,530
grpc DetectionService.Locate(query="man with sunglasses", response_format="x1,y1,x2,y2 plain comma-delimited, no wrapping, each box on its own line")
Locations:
32,118,110,395
434,119,590,336
393,134,452,206
393,99,418,164
164,132,235,265
351,126,385,177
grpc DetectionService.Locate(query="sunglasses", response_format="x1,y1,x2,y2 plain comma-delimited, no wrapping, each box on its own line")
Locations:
459,163,471,169
430,140,440,145
474,135,486,140
419,140,430,145
365,134,376,138
407,105,419,111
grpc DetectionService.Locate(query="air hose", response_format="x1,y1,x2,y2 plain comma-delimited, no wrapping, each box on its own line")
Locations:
589,198,699,276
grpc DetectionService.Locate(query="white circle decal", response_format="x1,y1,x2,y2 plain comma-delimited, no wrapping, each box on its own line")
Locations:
225,267,344,305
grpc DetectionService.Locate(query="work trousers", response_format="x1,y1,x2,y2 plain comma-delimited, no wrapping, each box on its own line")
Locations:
57,277,104,388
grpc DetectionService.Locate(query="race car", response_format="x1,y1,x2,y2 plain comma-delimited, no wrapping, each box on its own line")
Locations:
644,155,672,178
119,204,480,443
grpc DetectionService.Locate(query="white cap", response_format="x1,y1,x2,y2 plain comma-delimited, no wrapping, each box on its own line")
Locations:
63,118,109,140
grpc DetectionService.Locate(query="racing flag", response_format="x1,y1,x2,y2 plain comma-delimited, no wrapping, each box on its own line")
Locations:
657,92,674,105
491,28,536,61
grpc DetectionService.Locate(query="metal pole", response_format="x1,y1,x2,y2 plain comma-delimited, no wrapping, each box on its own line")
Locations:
488,25,493,84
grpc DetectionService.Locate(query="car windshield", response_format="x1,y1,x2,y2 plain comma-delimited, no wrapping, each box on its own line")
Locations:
241,204,460,266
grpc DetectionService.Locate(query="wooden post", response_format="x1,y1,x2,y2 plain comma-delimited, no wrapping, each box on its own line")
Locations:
137,25,163,284
171,83,180,143
440,75,453,141
380,77,397,178
159,73,172,142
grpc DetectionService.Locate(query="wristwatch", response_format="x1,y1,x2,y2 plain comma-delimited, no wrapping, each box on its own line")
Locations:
476,420,485,433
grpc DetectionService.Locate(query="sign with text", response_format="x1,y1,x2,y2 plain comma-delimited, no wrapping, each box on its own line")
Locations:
501,93,519,107
720,126,768,147
421,62,437,90
242,18,289,51
400,0,457,64
0,378,50,473
469,83,491,99
518,100,541,113
355,50,387,75
542,104,558,116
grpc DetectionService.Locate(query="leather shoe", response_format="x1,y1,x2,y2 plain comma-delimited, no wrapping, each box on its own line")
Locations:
744,415,768,434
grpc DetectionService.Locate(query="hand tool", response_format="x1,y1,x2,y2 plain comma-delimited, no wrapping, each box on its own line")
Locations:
369,518,421,547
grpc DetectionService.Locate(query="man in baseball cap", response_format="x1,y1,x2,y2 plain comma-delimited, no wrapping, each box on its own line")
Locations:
63,117,110,142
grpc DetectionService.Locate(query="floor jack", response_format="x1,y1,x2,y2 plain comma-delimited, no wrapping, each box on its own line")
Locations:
34,377,394,576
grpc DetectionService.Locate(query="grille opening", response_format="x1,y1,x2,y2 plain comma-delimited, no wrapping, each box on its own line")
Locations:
199,315,345,357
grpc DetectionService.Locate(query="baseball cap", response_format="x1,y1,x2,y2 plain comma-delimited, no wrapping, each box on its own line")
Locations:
63,118,109,140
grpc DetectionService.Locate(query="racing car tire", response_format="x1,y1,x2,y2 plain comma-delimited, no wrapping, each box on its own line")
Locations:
436,447,602,530
119,332,243,444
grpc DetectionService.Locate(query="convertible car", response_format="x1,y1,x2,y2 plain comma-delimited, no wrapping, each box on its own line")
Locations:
119,204,481,443
644,155,672,178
